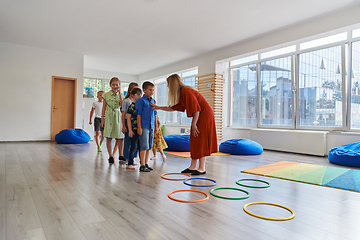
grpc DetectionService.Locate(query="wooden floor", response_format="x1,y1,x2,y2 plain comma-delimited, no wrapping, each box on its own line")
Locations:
1,141,360,240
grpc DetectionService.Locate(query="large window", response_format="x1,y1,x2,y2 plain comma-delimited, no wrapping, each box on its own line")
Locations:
153,69,198,125
84,78,102,98
84,78,129,99
230,28,360,131
230,64,257,126
104,80,129,98
260,57,292,127
351,41,360,129
298,45,343,128
180,75,197,124
154,79,168,124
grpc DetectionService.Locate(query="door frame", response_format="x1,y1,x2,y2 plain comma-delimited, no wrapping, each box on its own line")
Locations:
51,76,77,141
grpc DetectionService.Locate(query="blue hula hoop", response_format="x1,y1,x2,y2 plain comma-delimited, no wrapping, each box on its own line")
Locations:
183,177,217,187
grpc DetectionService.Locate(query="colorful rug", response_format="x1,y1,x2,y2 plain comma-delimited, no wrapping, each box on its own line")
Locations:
242,161,360,192
165,151,230,158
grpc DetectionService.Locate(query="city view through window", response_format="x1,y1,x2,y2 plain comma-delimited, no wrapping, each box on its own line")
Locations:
230,29,360,130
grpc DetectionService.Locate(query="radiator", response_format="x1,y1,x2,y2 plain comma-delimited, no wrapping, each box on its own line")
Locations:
250,129,328,156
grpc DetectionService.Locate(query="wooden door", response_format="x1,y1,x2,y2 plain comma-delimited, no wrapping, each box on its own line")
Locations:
51,76,77,141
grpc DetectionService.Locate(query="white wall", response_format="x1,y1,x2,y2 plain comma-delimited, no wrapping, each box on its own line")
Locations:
327,132,360,152
84,68,138,83
0,42,84,141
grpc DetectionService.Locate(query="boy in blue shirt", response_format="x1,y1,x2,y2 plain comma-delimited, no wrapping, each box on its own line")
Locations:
135,81,157,172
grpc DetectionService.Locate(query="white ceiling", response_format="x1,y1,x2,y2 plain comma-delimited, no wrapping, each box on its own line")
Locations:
1,0,360,75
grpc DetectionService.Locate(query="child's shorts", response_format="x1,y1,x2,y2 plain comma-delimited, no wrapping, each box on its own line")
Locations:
94,117,104,132
139,128,154,151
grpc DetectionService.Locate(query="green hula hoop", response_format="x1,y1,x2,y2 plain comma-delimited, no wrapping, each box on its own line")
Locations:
210,187,250,200
236,179,270,188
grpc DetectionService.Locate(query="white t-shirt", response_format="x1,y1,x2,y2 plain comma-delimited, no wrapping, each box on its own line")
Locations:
92,101,103,118
122,98,132,119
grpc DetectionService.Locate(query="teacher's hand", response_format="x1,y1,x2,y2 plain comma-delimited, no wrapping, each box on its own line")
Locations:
191,124,199,137
150,102,158,109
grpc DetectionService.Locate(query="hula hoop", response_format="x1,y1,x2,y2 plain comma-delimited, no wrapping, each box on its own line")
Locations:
161,173,191,181
168,189,209,203
183,177,217,187
243,202,295,221
210,187,250,200
236,179,270,188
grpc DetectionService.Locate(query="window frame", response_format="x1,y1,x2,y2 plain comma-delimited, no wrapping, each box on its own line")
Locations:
229,61,259,128
152,68,198,126
348,35,360,131
257,54,295,129
295,42,346,131
228,27,360,132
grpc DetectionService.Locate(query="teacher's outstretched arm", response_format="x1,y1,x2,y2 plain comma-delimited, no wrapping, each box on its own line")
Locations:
150,102,174,111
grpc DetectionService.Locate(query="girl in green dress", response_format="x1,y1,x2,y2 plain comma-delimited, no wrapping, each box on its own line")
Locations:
101,77,125,163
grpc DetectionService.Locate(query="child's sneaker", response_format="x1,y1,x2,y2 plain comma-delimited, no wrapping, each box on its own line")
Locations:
150,156,157,160
119,156,127,163
140,165,151,172
145,164,153,171
98,147,102,152
161,154,166,160
108,156,114,164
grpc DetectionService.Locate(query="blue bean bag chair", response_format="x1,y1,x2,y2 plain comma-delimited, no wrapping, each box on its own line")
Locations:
164,134,190,152
219,139,263,155
328,142,360,167
55,129,91,144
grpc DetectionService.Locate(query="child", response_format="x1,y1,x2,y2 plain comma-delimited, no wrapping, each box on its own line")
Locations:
122,82,139,164
100,77,125,164
150,115,167,160
135,81,157,172
89,91,105,152
126,88,143,170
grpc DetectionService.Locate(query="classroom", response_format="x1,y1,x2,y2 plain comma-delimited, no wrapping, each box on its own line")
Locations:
1,1,360,239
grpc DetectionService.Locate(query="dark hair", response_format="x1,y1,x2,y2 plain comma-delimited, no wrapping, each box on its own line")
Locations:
124,82,139,99
142,81,154,90
131,87,142,96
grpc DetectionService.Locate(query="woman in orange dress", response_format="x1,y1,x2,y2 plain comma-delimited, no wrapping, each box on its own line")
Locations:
151,74,217,175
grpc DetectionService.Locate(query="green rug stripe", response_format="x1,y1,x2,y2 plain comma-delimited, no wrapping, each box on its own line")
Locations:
321,166,350,185
266,163,321,175
292,166,327,185
266,165,322,180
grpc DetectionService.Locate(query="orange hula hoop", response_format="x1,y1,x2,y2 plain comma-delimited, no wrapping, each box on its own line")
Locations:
168,189,209,203
161,173,191,181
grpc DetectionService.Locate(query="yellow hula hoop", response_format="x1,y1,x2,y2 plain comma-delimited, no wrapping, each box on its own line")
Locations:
243,202,295,221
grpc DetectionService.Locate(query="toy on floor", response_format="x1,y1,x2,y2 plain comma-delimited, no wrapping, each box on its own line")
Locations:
243,202,295,221
183,177,217,187
168,189,209,203
161,173,191,181
236,179,270,188
210,187,250,200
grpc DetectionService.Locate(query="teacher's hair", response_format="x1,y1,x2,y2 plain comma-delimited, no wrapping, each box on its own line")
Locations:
167,74,196,106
